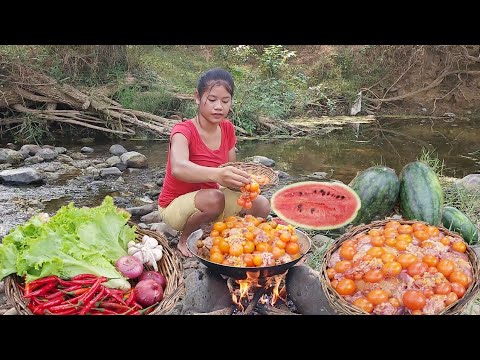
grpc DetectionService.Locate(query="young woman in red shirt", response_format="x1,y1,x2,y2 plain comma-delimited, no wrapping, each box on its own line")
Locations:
158,68,271,257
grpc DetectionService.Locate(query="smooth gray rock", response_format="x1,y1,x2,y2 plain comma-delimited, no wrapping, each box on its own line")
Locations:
36,148,58,161
182,266,232,314
0,168,44,184
0,149,23,165
140,211,162,223
126,203,157,217
80,146,94,153
120,151,148,168
100,167,122,177
286,265,336,315
109,144,128,156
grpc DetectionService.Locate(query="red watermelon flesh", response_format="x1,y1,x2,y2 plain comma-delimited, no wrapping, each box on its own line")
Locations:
271,181,361,230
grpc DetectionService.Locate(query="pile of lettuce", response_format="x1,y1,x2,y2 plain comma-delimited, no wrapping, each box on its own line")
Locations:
0,196,136,290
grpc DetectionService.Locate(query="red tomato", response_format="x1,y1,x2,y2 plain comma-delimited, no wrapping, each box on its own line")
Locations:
449,270,470,288
407,262,428,277
363,269,384,283
367,289,389,305
382,261,402,277
437,259,455,277
445,292,459,306
336,278,356,296
450,282,466,298
403,290,426,311
352,297,374,313
434,282,452,295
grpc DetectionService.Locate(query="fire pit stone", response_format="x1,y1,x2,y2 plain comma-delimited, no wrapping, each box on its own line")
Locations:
182,263,233,314
286,265,336,315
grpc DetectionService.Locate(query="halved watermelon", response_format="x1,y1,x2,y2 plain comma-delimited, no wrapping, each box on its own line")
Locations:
270,181,361,230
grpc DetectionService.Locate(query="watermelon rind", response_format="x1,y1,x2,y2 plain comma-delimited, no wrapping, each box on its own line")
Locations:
349,166,400,226
399,161,443,225
442,206,479,245
270,181,361,230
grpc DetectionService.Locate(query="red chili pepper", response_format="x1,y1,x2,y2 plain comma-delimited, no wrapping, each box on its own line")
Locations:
48,308,78,315
32,297,65,314
49,302,81,312
79,287,106,315
23,276,57,296
57,278,98,287
98,302,132,312
125,290,136,306
90,308,118,315
104,288,128,304
24,282,58,298
71,274,98,280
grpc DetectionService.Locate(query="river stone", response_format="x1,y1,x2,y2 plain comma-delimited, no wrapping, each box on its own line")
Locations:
156,177,164,186
0,168,44,185
106,155,122,167
100,167,122,177
182,266,232,314
120,151,148,168
0,149,23,165
126,203,157,217
455,174,480,191
109,144,128,156
24,156,44,165
150,222,178,238
20,144,41,156
276,170,290,179
57,154,74,164
0,164,12,171
36,148,58,161
70,152,87,160
140,211,161,223
286,265,336,315
54,147,67,154
80,146,94,153
244,155,275,167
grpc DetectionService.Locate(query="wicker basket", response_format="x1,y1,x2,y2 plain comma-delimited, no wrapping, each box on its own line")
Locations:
320,219,480,315
4,228,185,315
219,161,279,190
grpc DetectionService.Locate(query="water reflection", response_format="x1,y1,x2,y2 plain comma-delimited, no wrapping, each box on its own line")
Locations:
63,117,480,184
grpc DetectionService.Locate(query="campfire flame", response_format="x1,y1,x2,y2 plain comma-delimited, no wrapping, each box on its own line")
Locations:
228,272,288,313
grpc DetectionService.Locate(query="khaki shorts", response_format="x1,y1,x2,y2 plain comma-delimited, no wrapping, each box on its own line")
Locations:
158,187,243,231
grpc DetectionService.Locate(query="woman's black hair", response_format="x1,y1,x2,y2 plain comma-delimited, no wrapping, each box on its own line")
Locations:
197,68,235,98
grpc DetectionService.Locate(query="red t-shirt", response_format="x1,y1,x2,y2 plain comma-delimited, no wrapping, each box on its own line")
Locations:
158,118,237,207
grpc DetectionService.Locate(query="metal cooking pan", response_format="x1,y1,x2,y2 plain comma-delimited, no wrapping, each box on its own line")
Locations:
186,228,312,280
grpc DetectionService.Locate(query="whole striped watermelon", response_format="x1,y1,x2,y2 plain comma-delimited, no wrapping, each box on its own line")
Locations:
349,166,400,226
399,161,443,225
442,206,479,244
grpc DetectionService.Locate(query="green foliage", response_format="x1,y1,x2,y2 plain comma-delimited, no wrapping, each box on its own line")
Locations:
232,77,298,133
114,84,177,116
12,116,54,145
417,148,444,176
258,45,296,77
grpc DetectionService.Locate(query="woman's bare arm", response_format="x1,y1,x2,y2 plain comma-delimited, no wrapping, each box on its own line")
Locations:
170,133,249,188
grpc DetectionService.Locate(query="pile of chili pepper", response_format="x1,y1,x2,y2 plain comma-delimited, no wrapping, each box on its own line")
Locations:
21,274,154,315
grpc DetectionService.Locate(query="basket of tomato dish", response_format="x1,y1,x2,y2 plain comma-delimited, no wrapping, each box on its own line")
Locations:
320,219,480,315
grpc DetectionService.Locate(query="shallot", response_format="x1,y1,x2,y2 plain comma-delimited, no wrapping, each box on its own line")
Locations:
134,279,164,307
139,271,167,290
115,255,144,279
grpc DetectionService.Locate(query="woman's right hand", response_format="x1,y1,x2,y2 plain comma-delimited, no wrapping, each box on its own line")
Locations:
214,166,251,188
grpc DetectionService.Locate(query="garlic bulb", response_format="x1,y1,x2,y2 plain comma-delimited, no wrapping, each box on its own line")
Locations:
127,235,163,271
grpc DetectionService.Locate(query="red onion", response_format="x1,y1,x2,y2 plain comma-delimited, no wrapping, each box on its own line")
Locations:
134,279,164,307
115,255,144,279
139,271,167,290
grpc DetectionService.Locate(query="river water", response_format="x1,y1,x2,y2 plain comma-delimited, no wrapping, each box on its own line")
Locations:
1,116,480,237
67,115,480,183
